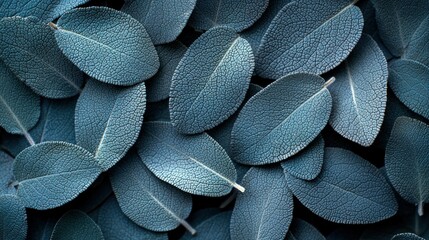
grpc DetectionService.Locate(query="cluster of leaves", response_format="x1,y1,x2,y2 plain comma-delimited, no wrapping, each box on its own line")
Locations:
0,0,428,239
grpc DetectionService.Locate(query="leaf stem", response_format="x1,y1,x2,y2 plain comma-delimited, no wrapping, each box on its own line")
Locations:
179,219,197,235
323,77,336,88
418,201,424,216
48,22,58,30
219,190,238,208
232,182,245,193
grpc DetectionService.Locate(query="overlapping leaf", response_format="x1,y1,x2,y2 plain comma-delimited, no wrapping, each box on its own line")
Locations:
0,151,16,195
0,195,27,240
51,210,104,240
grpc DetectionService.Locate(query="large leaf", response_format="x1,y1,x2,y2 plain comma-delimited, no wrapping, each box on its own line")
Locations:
286,218,325,240
181,212,231,240
388,59,429,120
170,27,254,134
53,7,159,86
13,141,101,210
230,167,293,240
0,17,84,99
404,16,429,67
51,210,104,240
0,61,40,138
0,195,27,240
329,34,388,146
122,0,196,45
385,117,429,216
0,151,16,195
231,73,332,165
391,233,426,240
137,121,243,197
286,148,398,224
75,80,146,171
93,196,168,240
189,0,269,32
256,0,363,79
110,152,194,233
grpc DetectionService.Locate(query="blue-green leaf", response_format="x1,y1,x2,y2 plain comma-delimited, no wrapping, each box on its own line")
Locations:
404,15,429,66
122,0,196,45
13,141,101,210
109,152,194,233
388,59,429,120
0,151,16,195
93,196,168,240
257,0,363,79
281,136,324,181
189,0,269,32
51,210,104,240
0,17,84,99
146,42,187,102
385,117,429,216
286,218,325,240
231,73,332,165
391,233,425,240
0,61,40,138
372,0,429,56
0,195,27,240
230,167,293,240
329,34,388,146
181,212,231,240
286,147,398,224
75,80,146,171
170,27,254,134
53,7,159,86
137,121,243,197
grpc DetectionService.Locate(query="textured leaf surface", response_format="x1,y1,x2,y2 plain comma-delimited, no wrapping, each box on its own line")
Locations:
286,218,325,240
94,196,168,240
385,117,429,212
170,27,254,134
181,212,231,240
137,122,241,197
0,61,40,136
13,141,101,210
281,136,324,181
391,233,425,240
0,151,16,195
230,167,293,240
54,7,159,86
372,0,429,56
75,80,146,171
231,73,332,165
110,152,193,232
0,195,27,240
122,0,196,44
404,16,429,66
329,34,388,146
51,210,103,240
257,0,363,79
388,59,429,120
189,0,269,32
286,148,398,224
0,17,84,98
146,42,187,102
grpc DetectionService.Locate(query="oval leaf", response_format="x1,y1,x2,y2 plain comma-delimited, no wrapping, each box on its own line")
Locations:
181,212,232,240
137,121,242,197
257,0,363,79
404,16,429,66
122,0,196,44
110,152,193,233
0,195,27,240
231,73,332,165
54,7,159,86
230,167,293,240
392,233,426,240
13,141,101,210
75,79,146,171
286,218,325,240
0,17,84,98
286,147,398,224
329,34,388,146
51,210,103,240
0,151,16,195
170,27,254,134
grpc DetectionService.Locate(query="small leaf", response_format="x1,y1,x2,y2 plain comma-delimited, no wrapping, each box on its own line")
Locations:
75,79,146,171
286,218,325,240
51,210,104,240
13,141,101,210
329,34,388,146
231,73,332,165
110,152,193,233
230,167,293,240
122,0,196,45
257,0,363,79
137,121,243,197
189,0,269,32
181,212,232,240
0,195,27,240
391,233,425,240
53,7,159,86
286,147,398,224
0,17,84,99
388,59,429,120
0,151,16,195
170,27,254,134
404,15,429,67
385,117,429,215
